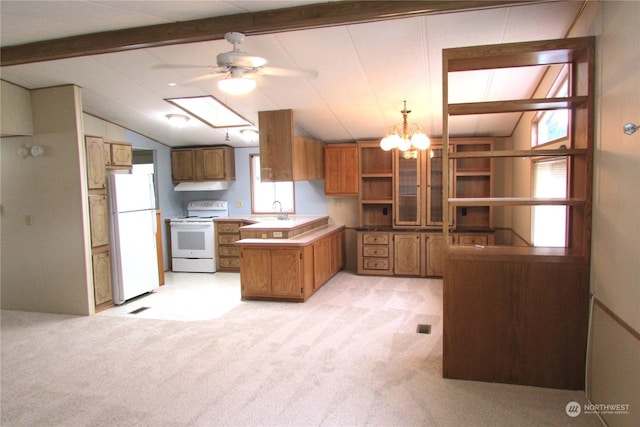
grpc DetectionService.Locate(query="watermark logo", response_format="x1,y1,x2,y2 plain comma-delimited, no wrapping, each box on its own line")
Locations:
565,401,631,417
565,401,582,417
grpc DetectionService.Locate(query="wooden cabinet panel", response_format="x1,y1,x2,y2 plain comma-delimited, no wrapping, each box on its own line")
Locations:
357,231,392,276
92,251,112,306
88,194,109,248
259,109,324,182
216,221,243,272
240,248,272,297
110,142,132,167
393,233,422,276
426,234,446,277
172,147,235,182
325,144,358,195
171,149,194,181
239,228,343,301
203,147,235,180
313,237,331,289
85,136,106,190
271,249,303,297
457,234,488,246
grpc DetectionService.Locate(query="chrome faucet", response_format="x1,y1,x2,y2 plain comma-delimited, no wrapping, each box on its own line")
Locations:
272,200,288,220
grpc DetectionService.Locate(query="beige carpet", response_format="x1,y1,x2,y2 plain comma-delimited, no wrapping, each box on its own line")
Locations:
1,271,601,426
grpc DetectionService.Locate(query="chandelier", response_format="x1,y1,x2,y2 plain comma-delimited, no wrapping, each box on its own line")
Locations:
380,101,430,153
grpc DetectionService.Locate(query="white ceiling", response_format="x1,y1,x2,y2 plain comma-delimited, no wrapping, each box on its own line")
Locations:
0,1,584,148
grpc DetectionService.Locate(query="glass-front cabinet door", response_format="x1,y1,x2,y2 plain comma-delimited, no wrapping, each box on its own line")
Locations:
427,146,444,225
394,150,422,226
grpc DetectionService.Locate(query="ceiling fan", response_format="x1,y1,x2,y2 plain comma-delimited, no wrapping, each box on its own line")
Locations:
157,32,317,95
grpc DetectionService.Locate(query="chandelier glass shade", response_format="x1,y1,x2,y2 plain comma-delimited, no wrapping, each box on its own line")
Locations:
380,101,430,152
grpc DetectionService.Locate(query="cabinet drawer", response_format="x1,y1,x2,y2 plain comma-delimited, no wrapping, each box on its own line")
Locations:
363,258,390,270
219,246,239,256
219,234,240,244
218,223,240,233
363,245,389,257
219,258,240,268
362,233,389,245
457,235,488,246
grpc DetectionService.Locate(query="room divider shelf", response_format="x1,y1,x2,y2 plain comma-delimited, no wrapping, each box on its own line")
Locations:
441,36,595,390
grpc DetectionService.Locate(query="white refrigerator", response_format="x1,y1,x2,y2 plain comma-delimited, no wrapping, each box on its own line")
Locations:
108,173,159,305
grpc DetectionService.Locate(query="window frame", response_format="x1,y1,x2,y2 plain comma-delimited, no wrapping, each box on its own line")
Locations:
249,153,295,215
531,65,572,148
530,156,569,247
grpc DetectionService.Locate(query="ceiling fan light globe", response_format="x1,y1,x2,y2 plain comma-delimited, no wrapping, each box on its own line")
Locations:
411,133,430,150
218,77,256,95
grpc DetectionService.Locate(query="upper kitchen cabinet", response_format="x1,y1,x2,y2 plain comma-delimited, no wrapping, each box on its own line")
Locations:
171,146,235,182
108,142,132,168
85,136,106,190
324,143,359,196
258,109,324,182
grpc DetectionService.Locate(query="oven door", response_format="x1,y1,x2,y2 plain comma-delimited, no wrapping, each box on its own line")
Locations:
170,221,214,259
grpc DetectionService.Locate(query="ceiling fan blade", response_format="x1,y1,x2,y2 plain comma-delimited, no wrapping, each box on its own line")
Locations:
178,69,228,85
152,64,214,70
257,66,318,78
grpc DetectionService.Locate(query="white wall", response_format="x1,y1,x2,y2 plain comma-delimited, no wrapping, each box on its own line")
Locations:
1,84,92,315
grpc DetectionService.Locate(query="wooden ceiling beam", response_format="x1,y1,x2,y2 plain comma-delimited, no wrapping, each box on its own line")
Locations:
1,0,539,67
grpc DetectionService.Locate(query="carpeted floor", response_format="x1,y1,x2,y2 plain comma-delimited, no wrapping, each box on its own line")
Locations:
1,271,602,426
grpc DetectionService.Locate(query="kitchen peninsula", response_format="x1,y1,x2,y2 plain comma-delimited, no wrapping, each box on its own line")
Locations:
230,215,344,302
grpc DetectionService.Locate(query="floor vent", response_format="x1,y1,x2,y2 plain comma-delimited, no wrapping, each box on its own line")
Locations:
129,307,151,315
416,324,432,334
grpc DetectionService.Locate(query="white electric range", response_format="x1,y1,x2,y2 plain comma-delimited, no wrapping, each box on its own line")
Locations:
169,200,229,273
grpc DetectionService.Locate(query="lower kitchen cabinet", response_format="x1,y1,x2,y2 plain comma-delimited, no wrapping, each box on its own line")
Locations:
215,221,244,271
239,226,344,301
393,233,423,276
357,231,393,276
426,234,447,277
92,249,112,307
358,230,491,278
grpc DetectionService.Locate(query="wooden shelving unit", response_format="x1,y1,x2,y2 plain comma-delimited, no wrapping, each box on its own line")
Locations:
358,140,394,228
441,37,595,390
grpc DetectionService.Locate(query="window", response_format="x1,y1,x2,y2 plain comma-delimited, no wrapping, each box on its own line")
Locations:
532,67,570,147
532,158,567,247
250,154,294,214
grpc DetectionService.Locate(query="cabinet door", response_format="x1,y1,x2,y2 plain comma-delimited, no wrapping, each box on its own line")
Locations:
85,136,106,189
325,145,358,195
313,237,331,288
330,230,344,274
92,251,112,305
88,194,109,247
427,146,444,225
426,234,446,277
324,145,342,194
202,148,226,180
393,233,422,276
271,249,302,297
395,151,422,226
259,109,294,181
111,143,132,167
171,150,194,181
240,248,272,297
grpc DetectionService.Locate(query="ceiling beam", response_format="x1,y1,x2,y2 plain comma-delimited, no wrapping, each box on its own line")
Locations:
1,1,541,67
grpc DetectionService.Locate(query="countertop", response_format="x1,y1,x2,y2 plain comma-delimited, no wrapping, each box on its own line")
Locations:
235,224,344,247
215,215,329,230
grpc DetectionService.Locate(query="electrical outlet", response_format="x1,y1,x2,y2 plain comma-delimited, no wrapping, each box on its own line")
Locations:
235,200,243,208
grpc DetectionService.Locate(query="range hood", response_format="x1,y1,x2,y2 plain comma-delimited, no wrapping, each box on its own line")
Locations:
173,181,229,192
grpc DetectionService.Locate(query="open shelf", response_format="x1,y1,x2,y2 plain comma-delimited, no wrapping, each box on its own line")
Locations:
449,197,585,206
449,148,587,159
448,96,588,115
